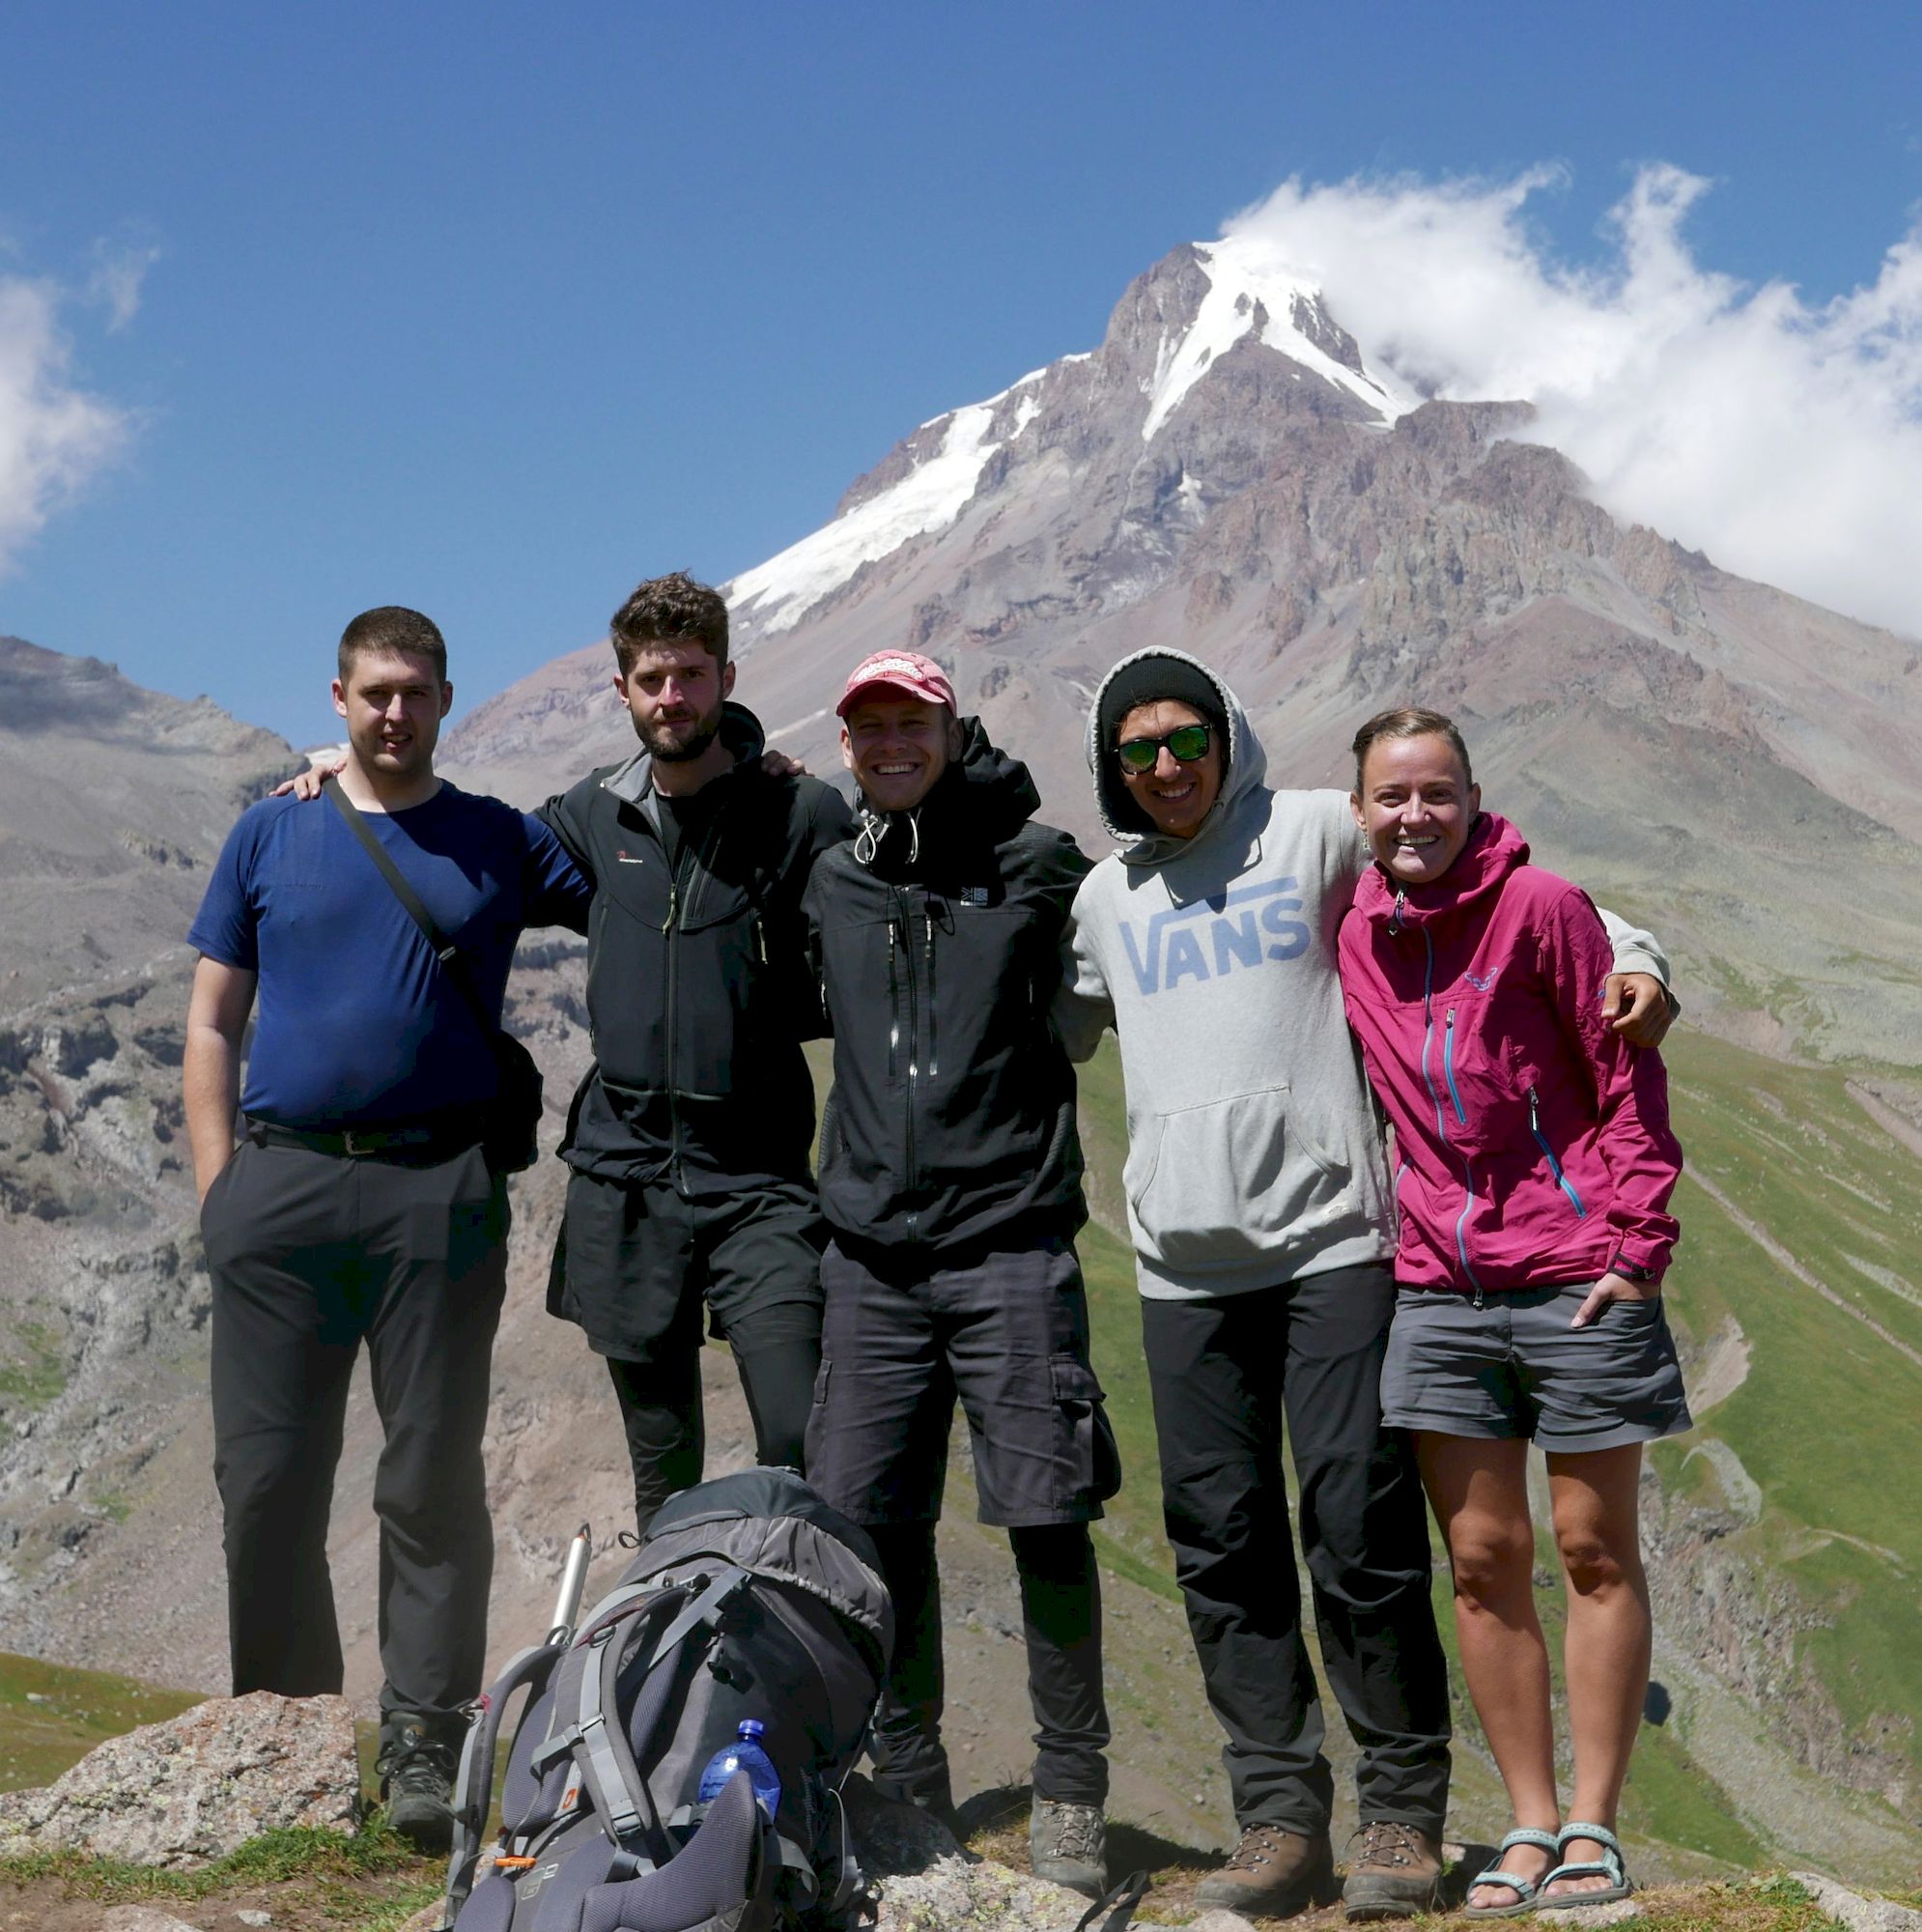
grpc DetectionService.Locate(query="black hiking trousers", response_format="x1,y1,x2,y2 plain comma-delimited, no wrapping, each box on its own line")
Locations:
553,1172,827,1536
203,1134,508,1736
1142,1261,1453,1837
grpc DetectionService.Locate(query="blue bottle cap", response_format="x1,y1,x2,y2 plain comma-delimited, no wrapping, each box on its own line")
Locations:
739,1719,765,1740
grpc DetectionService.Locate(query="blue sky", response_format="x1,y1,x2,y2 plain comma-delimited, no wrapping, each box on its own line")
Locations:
4,0,1920,744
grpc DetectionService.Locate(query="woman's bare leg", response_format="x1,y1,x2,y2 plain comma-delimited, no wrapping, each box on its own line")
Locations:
1417,1433,1559,1909
1544,1443,1649,1896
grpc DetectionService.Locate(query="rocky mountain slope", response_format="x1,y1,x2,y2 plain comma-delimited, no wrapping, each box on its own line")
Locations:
442,239,1922,1065
5,231,1922,1889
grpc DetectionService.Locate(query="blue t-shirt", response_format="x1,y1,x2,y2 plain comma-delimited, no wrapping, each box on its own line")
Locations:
188,783,592,1128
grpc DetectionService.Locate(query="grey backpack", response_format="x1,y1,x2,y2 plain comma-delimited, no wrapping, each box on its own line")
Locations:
439,1470,892,1932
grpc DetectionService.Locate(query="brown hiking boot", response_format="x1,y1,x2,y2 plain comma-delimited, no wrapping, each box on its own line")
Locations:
1030,1796,1109,1900
1342,1819,1446,1920
1195,1823,1339,1917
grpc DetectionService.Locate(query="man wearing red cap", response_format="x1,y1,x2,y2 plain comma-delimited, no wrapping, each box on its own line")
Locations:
801,651,1118,1901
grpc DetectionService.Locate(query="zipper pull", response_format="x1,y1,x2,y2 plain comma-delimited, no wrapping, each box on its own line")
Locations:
1390,887,1406,932
666,882,678,929
1528,1084,1540,1132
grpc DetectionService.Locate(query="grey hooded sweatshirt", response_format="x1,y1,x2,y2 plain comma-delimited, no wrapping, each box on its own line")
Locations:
1057,649,1669,1301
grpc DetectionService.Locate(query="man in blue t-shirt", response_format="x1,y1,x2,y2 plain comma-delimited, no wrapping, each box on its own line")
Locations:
184,606,589,1854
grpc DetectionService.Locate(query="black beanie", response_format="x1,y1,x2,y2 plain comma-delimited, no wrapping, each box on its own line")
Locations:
1097,654,1230,758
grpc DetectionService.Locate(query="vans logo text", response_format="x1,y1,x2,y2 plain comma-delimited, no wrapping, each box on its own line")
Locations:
1119,877,1312,994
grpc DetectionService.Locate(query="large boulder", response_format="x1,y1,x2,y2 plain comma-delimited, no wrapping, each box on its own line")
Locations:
0,1690,359,1866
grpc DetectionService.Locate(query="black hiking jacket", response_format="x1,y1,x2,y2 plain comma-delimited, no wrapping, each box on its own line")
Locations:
540,703,854,1195
804,720,1090,1256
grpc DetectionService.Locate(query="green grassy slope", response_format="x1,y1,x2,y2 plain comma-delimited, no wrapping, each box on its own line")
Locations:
0,1653,202,1794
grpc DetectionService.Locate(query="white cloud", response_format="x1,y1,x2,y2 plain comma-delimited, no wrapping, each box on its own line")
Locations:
0,271,132,577
1223,166,1922,642
86,236,160,332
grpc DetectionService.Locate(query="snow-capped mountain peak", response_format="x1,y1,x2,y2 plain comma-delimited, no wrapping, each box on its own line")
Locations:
723,240,1416,639
1140,234,1419,440
726,370,1051,637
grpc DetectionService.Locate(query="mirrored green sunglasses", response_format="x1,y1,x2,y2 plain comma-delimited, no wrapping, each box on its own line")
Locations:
1116,723,1213,772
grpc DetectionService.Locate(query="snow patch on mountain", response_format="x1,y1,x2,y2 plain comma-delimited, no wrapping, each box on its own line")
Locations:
1141,234,1420,440
727,373,1045,636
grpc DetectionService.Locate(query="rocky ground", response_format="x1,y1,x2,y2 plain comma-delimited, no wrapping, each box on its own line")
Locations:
0,1691,1917,1932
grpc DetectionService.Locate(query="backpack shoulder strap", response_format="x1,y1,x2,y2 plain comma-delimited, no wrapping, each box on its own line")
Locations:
322,776,496,1036
533,1564,756,1873
442,1639,566,1918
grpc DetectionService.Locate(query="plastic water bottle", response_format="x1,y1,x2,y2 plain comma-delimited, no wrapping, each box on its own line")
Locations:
696,1719,781,1820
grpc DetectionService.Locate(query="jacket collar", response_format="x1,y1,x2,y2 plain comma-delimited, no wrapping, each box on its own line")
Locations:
1354,811,1530,927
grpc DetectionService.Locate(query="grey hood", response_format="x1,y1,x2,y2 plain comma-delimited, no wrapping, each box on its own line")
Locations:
1084,648,1269,866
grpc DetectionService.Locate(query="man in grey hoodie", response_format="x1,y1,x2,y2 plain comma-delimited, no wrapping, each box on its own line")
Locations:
1057,650,1673,1921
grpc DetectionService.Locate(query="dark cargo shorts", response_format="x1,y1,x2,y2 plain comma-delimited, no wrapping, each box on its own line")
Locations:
805,1236,1122,1528
1381,1281,1692,1454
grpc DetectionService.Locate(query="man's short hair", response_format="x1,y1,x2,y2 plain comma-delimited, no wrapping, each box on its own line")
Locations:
338,607,447,684
609,572,729,677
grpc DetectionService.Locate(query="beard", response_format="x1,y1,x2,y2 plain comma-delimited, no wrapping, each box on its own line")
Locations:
637,706,722,763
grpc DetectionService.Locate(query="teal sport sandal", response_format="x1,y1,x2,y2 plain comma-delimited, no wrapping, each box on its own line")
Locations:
1538,1821,1634,1908
1461,1827,1563,1919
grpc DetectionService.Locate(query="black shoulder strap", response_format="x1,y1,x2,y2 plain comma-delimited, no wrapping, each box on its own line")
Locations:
323,776,495,1036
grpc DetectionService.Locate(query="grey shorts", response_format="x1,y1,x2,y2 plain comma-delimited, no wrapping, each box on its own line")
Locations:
804,1236,1121,1528
1381,1282,1691,1454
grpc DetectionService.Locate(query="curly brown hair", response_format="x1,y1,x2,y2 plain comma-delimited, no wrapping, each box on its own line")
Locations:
608,572,729,676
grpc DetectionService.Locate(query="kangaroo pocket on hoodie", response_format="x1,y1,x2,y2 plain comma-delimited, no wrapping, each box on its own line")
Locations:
1125,1083,1357,1272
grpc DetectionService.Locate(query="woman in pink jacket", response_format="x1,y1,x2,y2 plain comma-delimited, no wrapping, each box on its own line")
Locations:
1336,707,1686,1917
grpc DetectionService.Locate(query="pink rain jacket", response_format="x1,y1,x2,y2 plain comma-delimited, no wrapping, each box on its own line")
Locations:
1337,812,1681,1294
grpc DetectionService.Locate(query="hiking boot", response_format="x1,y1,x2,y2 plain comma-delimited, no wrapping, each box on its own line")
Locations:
1030,1796,1108,1900
1195,1823,1338,1917
377,1714,458,1856
1343,1819,1446,1920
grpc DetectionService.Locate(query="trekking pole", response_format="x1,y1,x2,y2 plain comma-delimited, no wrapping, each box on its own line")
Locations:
547,1523,593,1645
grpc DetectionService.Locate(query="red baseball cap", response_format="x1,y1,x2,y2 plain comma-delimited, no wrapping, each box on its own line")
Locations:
835,650,957,719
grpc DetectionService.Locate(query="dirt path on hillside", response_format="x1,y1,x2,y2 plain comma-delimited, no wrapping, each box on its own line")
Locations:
1683,1170,1922,1373
1847,1080,1922,1164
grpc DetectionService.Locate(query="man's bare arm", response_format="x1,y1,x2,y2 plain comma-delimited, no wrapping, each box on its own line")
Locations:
184,955,257,1203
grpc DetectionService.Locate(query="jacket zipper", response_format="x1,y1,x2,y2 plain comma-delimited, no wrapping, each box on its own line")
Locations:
1528,1085,1589,1218
665,811,730,1196
664,876,681,1187
923,910,938,1080
886,917,899,1079
894,889,921,1214
1416,927,1485,1301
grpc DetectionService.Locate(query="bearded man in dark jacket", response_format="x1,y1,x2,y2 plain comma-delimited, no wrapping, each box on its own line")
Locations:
541,574,853,1533
803,650,1117,1901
